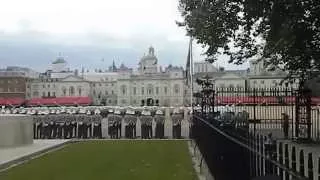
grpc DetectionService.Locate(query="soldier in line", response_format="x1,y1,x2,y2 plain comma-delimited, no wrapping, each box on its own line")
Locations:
64,116,71,139
70,115,77,138
77,115,85,139
140,109,152,139
124,109,136,139
107,109,115,139
114,109,123,139
172,108,183,139
93,114,102,138
57,118,65,139
42,115,50,139
154,109,165,139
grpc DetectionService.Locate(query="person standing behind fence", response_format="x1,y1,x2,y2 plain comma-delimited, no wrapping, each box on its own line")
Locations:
282,113,289,139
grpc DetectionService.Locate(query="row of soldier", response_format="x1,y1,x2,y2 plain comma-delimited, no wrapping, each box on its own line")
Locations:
33,114,102,139
30,107,186,139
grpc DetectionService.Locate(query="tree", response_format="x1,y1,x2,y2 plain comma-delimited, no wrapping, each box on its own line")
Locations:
178,0,320,87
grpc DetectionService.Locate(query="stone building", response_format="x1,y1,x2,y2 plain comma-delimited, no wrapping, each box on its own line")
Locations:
27,75,91,99
0,66,39,99
116,47,185,107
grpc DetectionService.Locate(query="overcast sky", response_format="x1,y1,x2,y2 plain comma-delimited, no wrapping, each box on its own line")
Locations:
0,0,248,72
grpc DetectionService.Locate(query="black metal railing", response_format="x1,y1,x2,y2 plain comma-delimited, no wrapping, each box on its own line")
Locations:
191,87,319,180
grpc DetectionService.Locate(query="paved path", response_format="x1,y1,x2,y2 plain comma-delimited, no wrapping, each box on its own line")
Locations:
0,140,70,171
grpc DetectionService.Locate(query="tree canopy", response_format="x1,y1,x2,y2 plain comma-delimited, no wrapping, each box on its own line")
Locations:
178,0,320,85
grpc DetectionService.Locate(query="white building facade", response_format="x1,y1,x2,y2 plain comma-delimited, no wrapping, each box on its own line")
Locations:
27,47,187,107
27,75,90,99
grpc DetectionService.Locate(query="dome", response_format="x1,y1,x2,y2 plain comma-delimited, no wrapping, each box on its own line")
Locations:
52,57,67,64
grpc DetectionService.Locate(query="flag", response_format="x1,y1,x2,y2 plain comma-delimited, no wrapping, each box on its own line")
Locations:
186,38,193,86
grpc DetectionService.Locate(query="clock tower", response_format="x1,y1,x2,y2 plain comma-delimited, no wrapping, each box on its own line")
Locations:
139,46,158,74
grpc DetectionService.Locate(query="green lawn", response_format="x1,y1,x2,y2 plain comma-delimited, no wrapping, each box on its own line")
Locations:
0,140,197,180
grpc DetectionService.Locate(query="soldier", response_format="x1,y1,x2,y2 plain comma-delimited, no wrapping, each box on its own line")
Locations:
140,109,152,139
78,115,85,139
114,109,123,139
42,114,50,139
155,109,165,139
124,109,136,139
107,109,115,139
172,108,183,139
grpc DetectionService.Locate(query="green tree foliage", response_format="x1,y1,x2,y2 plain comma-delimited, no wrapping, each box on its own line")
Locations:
178,0,320,85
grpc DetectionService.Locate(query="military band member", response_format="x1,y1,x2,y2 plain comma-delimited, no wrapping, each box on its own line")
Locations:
155,109,165,139
172,108,183,139
140,109,152,139
114,109,122,139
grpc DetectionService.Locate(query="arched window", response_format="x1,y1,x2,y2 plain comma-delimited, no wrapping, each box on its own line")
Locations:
78,87,82,96
174,84,180,94
121,85,126,95
147,84,153,95
69,86,75,96
62,87,67,96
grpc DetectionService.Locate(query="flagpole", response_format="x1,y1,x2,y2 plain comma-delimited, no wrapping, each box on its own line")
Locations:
190,37,194,109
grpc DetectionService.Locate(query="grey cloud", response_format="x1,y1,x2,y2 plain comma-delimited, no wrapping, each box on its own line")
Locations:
0,30,191,72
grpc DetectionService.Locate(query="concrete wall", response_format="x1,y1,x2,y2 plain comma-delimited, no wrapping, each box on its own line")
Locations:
0,115,33,147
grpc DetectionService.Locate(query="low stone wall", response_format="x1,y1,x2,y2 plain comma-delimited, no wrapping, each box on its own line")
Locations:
0,115,33,147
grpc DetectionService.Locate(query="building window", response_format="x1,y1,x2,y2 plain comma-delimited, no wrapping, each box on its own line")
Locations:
133,87,137,95
78,88,82,96
261,80,265,84
48,84,50,88
156,87,159,94
15,88,19,92
42,92,45,97
99,83,102,87
93,83,96,87
141,87,144,95
48,92,51,97
112,90,114,95
43,84,45,88
164,87,168,95
93,90,96,96
253,80,257,84
108,100,112,104
147,84,153,95
53,92,56,97
105,91,108,95
121,85,126,95
122,99,126,104
69,86,75,96
174,84,180,94
62,88,67,96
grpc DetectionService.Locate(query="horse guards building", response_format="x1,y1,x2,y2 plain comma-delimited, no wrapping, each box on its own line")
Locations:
0,46,301,107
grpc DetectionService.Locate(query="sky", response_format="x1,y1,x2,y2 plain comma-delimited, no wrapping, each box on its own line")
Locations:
0,0,248,72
